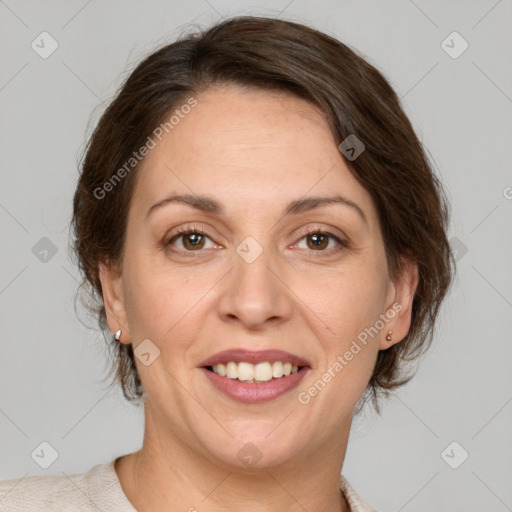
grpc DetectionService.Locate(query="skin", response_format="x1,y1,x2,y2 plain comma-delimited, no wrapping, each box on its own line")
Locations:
99,84,419,512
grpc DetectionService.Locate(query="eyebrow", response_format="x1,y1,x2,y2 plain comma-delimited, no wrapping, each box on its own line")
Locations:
146,193,368,227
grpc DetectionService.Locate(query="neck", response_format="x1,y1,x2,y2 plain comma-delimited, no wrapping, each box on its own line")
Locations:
115,405,353,512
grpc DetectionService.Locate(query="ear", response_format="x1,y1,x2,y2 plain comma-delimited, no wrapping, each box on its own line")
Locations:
98,261,130,344
379,257,419,350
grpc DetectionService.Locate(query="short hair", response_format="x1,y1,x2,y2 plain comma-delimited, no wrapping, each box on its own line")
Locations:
71,15,455,412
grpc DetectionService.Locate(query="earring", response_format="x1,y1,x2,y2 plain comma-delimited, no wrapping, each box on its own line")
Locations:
385,330,392,342
114,329,122,342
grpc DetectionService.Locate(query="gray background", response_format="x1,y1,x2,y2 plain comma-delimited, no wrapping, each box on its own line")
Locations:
1,0,511,510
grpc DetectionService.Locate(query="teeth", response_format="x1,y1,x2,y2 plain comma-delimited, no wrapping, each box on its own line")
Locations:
216,363,226,377
254,362,273,381
211,361,301,382
272,361,284,378
226,362,237,379
237,362,254,381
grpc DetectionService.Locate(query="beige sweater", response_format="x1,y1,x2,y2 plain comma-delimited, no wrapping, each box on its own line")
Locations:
0,459,378,511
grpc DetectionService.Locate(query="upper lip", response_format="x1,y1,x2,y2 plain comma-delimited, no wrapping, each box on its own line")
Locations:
198,349,311,368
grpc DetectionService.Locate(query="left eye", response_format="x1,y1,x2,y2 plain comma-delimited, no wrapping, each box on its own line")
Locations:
294,231,343,251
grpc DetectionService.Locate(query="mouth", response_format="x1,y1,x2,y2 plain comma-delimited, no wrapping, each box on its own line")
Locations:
198,349,311,403
203,361,306,383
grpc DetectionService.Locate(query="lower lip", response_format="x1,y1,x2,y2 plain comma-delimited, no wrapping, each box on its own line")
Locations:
200,367,309,403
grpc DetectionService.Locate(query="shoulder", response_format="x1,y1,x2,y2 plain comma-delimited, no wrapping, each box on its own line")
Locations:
0,460,136,511
340,474,379,512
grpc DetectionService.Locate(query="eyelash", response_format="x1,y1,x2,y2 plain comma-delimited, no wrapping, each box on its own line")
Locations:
166,225,349,256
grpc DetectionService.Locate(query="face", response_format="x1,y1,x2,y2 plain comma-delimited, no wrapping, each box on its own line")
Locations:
100,84,418,470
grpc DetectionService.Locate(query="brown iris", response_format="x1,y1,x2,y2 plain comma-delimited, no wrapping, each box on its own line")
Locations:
306,232,329,250
182,232,206,250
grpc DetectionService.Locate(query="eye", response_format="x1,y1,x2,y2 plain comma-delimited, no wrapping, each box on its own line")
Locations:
166,226,349,255
294,228,349,253
167,226,217,252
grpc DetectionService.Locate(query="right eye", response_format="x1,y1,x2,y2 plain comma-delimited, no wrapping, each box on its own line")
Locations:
167,226,218,252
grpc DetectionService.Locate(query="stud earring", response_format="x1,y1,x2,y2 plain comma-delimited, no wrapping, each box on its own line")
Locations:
114,329,122,342
385,330,392,342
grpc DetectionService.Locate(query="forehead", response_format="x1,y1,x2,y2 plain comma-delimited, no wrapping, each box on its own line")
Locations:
131,84,378,228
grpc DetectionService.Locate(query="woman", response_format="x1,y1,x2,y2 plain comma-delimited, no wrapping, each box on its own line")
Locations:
0,15,454,511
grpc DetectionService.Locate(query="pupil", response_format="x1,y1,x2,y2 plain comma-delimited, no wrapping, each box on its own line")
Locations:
309,233,327,250
184,233,204,250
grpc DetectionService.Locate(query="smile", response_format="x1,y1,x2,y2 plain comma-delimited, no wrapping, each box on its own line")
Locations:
201,365,311,403
208,361,300,383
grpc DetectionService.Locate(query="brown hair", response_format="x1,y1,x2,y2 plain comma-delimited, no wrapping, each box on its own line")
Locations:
71,15,455,412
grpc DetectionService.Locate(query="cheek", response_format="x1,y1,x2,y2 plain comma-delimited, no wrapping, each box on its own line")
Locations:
291,262,386,398
295,262,388,342
121,254,213,347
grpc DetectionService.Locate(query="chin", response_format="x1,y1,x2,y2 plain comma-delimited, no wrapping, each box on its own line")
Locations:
198,423,309,471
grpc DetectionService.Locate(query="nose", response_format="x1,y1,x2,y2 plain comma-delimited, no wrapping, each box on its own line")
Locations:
216,242,293,330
